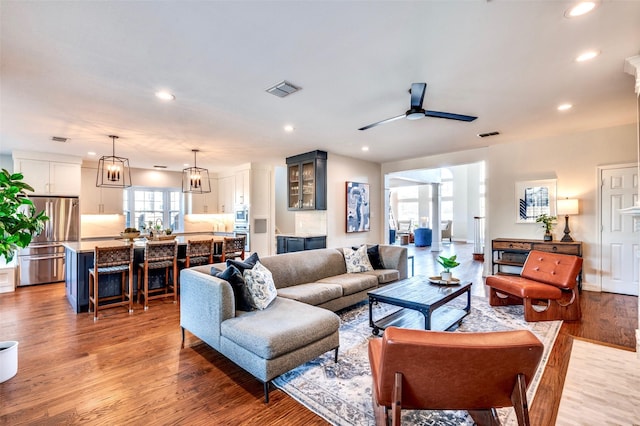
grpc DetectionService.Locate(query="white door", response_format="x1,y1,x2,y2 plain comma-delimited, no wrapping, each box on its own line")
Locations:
601,166,639,296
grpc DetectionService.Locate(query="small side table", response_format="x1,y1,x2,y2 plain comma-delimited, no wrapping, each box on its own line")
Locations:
408,255,414,277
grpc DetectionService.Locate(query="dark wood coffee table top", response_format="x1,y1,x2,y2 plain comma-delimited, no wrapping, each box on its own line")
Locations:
367,275,472,334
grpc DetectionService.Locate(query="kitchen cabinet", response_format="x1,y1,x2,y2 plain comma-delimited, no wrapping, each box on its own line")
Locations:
235,169,250,206
14,158,81,196
276,235,327,254
190,178,218,214
80,167,123,214
286,150,327,210
218,175,235,213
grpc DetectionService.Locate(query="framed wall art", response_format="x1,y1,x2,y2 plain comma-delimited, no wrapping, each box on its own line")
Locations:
346,181,370,233
515,179,557,223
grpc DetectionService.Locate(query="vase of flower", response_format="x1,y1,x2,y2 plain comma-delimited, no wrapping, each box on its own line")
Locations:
436,255,460,281
536,214,557,241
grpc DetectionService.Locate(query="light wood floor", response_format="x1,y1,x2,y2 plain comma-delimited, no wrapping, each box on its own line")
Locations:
0,243,637,425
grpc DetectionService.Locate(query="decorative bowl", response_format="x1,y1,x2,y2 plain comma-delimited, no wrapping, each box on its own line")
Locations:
120,231,141,241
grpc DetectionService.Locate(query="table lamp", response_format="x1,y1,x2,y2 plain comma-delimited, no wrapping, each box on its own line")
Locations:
557,198,579,242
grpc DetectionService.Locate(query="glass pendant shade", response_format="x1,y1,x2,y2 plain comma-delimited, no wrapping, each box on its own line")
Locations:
182,149,211,193
96,135,132,188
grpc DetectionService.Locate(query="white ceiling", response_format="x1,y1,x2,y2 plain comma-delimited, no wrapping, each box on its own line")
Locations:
1,1,639,173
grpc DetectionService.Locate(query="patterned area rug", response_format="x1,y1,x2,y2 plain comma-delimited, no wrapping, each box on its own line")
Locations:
273,296,561,426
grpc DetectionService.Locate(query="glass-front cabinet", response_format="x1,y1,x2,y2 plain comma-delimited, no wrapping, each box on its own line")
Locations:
286,150,327,210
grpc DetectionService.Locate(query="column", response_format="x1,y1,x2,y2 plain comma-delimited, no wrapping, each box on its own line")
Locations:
431,183,442,252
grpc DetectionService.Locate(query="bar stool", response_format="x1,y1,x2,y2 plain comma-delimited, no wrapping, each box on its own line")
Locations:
213,236,246,263
137,240,177,310
88,245,134,321
178,239,214,268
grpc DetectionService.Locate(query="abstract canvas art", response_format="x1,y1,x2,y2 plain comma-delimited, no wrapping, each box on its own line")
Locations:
346,181,370,232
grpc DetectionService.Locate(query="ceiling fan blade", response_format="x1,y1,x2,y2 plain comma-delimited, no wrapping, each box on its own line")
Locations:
410,83,427,109
424,110,477,122
358,114,405,131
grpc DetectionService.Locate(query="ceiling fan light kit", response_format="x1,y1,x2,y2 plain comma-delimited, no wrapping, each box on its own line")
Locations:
358,82,477,131
96,135,132,188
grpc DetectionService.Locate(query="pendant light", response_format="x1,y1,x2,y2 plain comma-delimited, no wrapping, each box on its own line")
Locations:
182,149,211,193
96,135,132,188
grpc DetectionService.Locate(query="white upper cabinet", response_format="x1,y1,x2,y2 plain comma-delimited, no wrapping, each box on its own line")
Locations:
189,178,218,214
217,175,235,213
235,169,250,206
13,152,82,196
80,167,123,214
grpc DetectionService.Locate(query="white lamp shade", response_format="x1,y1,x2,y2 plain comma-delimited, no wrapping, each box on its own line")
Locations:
557,198,579,215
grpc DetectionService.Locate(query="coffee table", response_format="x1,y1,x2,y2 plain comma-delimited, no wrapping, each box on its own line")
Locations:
367,275,472,335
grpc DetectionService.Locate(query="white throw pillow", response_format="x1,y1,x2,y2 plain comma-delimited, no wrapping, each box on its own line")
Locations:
243,261,277,310
343,245,373,273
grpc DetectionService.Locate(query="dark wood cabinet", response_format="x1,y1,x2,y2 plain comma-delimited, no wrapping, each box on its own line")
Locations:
286,150,327,210
491,238,583,288
276,236,327,254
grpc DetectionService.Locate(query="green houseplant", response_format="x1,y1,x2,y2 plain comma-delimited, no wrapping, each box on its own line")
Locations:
436,254,460,281
535,213,557,241
0,169,48,263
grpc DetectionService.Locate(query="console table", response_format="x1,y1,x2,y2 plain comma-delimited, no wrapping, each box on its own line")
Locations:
491,238,583,288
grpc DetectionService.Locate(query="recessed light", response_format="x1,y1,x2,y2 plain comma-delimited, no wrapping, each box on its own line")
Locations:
558,103,573,111
155,91,175,101
361,146,369,152
87,151,96,156
576,50,600,62
183,163,189,167
564,2,596,18
284,125,294,133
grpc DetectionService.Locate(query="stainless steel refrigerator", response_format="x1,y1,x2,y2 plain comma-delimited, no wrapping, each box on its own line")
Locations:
17,196,80,286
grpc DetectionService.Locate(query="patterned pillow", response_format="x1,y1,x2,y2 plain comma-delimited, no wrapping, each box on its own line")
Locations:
343,245,373,273
352,244,385,269
243,261,277,310
227,252,260,274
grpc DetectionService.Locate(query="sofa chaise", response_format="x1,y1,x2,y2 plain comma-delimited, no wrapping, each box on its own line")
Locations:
180,245,408,402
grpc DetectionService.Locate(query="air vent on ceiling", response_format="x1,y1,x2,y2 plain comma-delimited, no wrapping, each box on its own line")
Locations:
51,136,68,143
477,131,500,138
266,80,301,98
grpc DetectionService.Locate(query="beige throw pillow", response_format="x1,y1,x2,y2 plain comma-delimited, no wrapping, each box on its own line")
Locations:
343,245,373,273
243,261,277,310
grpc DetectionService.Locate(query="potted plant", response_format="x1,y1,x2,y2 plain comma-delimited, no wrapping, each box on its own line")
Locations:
0,169,48,263
436,255,460,281
536,213,557,241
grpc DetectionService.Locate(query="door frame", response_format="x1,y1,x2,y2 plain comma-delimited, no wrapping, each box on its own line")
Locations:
596,162,638,293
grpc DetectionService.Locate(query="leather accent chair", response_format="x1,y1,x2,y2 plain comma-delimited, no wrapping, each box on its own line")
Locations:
368,326,543,426
486,250,583,322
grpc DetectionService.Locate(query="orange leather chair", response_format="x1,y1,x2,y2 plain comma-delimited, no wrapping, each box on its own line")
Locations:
486,250,583,322
368,326,543,426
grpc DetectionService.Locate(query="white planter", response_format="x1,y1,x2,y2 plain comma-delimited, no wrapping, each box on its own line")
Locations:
441,271,452,281
0,341,18,383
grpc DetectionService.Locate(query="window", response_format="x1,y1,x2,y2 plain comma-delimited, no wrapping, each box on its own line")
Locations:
396,186,419,226
124,187,183,232
440,168,453,221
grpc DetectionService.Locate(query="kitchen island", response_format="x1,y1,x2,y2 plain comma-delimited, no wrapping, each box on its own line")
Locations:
63,235,224,313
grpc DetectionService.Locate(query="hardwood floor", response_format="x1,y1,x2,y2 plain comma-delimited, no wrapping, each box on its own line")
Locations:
0,243,637,425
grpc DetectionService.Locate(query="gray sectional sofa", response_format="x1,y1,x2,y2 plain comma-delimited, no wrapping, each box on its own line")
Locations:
180,245,408,402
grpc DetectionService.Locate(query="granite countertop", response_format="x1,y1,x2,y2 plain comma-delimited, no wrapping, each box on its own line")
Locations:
64,234,224,254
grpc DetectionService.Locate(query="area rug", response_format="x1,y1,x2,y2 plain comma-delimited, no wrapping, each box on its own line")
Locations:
556,338,640,425
273,297,561,426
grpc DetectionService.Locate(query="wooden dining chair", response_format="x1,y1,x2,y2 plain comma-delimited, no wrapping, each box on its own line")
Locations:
213,236,246,263
88,245,134,321
178,239,214,268
137,240,178,310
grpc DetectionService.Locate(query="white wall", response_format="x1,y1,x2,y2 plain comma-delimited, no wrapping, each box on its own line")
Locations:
0,155,12,172
382,123,636,290
487,123,636,290
274,166,295,234
326,153,382,248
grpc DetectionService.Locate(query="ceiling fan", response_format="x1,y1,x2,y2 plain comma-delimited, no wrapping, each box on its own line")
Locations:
358,82,477,131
